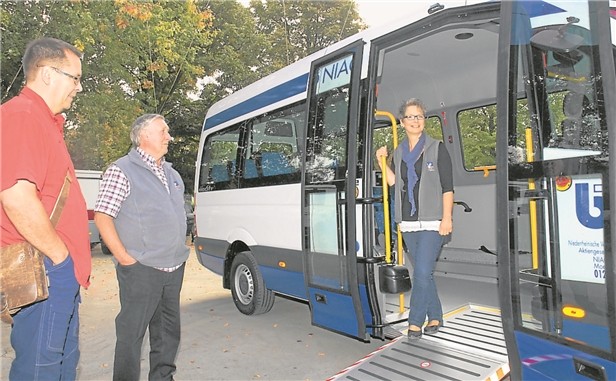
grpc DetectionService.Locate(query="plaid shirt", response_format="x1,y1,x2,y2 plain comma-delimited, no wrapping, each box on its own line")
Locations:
95,148,181,272
95,148,169,218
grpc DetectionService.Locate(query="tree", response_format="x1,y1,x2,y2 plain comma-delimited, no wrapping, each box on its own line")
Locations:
249,0,366,70
1,0,366,190
1,0,215,184
72,0,216,184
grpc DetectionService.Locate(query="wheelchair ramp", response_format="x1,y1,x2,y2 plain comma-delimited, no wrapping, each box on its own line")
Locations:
327,304,510,381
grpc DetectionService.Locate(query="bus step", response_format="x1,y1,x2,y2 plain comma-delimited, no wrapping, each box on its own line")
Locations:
329,304,509,381
383,325,404,340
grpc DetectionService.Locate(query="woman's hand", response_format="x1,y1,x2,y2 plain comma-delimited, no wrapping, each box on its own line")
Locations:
376,146,388,161
439,217,453,236
376,146,396,185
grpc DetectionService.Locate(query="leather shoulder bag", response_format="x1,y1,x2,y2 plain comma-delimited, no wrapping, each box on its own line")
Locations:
0,173,71,324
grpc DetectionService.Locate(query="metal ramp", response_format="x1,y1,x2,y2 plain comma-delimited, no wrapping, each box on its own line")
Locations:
328,304,510,381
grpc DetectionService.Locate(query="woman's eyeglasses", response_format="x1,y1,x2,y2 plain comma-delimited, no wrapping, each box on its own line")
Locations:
402,115,425,121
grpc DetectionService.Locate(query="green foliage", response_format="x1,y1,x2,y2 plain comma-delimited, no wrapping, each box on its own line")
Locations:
249,0,366,70
1,0,366,190
458,105,497,169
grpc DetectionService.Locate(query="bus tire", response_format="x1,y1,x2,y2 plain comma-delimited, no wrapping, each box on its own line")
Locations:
230,251,275,315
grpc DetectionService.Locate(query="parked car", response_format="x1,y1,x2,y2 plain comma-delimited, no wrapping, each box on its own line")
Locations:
75,169,103,248
185,194,195,243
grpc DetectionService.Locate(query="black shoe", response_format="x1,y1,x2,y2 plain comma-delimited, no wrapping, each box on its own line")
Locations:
423,322,441,335
407,328,422,340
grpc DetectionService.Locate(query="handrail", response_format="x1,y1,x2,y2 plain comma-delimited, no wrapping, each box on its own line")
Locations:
525,127,539,270
473,165,496,177
374,110,398,264
374,110,405,313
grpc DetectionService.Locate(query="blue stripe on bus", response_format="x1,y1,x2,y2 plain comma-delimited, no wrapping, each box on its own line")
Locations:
204,73,309,131
261,265,307,300
521,1,566,18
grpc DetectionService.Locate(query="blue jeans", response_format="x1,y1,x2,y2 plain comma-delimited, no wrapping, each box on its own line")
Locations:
10,255,81,381
402,230,444,327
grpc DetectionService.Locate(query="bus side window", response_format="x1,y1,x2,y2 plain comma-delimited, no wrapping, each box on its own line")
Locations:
237,102,305,187
198,125,241,191
458,104,497,172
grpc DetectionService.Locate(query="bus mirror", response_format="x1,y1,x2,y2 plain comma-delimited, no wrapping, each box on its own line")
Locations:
531,24,584,53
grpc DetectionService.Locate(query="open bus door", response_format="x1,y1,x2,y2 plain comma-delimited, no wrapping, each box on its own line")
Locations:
497,1,616,380
302,40,369,340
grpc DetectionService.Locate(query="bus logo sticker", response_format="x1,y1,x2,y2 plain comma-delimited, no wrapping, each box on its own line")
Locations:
575,182,603,229
558,175,605,284
316,55,353,95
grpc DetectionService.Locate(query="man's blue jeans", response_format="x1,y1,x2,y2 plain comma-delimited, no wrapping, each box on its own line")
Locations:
10,255,81,381
402,230,444,327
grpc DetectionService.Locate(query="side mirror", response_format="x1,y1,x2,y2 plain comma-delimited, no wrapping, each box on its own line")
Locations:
531,17,584,52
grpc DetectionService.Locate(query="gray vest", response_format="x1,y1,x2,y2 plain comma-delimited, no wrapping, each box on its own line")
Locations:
114,149,189,268
393,136,443,223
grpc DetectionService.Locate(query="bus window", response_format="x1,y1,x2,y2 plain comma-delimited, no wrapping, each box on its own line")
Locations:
534,24,606,160
424,117,443,141
458,103,533,171
198,125,241,191
239,103,305,186
458,104,497,171
306,89,350,183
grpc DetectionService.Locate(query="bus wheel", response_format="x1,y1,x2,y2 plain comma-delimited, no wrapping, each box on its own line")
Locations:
230,252,275,315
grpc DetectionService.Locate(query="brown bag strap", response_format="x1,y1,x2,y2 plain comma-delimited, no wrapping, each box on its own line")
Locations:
1,294,11,324
49,172,71,227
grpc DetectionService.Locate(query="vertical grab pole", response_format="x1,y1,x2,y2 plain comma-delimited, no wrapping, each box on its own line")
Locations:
525,127,539,269
375,111,406,313
380,154,392,263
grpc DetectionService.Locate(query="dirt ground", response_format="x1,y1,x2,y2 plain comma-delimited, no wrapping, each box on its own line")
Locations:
1,244,385,380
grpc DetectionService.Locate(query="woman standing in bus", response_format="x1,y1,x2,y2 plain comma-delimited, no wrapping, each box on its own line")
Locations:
376,98,454,340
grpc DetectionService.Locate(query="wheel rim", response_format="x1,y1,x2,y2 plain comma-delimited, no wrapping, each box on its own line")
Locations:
234,263,254,305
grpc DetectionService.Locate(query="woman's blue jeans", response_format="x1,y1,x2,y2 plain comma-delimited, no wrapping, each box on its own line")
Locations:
402,230,444,327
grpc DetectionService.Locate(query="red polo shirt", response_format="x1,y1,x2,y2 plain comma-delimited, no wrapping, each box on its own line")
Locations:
1,87,91,287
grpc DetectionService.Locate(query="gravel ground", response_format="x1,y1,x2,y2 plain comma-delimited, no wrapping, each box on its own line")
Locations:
1,244,385,380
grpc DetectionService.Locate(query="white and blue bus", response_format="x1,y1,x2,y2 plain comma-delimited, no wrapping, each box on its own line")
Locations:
194,1,616,379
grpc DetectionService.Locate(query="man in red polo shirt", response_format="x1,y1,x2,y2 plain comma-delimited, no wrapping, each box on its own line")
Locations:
0,37,91,380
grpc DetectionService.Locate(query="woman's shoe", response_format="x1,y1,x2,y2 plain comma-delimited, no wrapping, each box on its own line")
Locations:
407,326,422,340
423,322,442,335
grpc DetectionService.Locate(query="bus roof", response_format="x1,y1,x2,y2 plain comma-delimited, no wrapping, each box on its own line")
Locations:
202,0,574,132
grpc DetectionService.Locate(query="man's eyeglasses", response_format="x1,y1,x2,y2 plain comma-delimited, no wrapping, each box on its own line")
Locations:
403,115,425,121
38,65,81,86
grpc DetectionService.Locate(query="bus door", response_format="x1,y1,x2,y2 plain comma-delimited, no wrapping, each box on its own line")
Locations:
302,40,368,340
497,1,616,379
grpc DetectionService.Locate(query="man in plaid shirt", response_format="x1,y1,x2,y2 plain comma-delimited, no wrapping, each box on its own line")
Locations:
94,114,189,381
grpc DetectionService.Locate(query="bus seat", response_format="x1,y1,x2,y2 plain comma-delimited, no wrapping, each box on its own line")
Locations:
560,91,585,147
261,152,295,176
244,159,258,178
210,164,230,182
